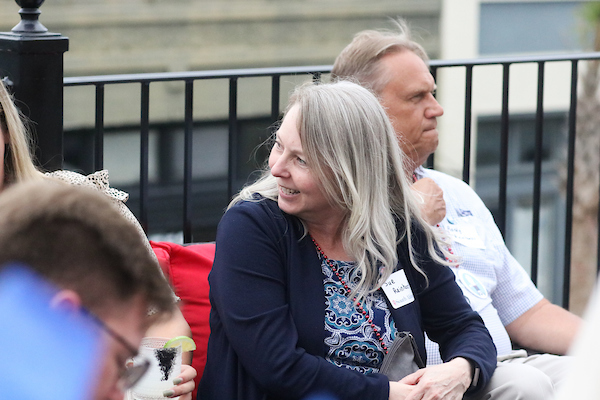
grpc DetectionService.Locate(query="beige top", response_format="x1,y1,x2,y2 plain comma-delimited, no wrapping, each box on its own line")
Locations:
45,169,178,303
46,169,150,249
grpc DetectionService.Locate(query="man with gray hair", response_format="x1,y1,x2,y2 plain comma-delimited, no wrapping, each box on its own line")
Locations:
332,20,580,399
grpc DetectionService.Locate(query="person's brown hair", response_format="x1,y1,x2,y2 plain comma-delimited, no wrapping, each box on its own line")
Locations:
0,181,174,319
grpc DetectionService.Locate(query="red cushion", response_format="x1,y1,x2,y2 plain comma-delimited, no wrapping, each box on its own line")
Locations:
150,240,215,400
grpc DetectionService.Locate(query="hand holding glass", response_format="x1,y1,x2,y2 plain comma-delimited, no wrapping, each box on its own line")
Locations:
130,337,182,400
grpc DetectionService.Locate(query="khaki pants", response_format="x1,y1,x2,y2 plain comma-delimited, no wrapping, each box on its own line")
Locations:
467,352,572,400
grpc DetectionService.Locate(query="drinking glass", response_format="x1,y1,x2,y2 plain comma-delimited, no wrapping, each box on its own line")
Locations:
130,337,182,400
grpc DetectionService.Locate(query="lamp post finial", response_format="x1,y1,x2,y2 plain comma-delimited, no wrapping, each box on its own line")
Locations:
12,0,48,34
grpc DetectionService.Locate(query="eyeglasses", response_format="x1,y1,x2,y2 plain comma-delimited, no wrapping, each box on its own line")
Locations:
81,308,150,390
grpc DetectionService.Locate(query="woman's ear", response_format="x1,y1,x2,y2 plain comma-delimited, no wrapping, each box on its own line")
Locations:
50,289,82,313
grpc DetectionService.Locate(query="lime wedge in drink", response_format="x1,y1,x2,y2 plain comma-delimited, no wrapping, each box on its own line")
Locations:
164,336,196,351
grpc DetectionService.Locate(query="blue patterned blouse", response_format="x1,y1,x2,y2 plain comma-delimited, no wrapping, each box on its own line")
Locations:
321,256,399,374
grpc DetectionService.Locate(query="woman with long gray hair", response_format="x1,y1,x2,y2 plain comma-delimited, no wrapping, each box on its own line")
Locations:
199,80,496,400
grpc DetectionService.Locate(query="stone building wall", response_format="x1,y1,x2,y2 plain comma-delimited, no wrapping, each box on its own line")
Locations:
1,1,441,127
0,1,443,240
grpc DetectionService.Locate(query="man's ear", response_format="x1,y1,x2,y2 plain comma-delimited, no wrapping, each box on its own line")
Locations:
50,289,82,313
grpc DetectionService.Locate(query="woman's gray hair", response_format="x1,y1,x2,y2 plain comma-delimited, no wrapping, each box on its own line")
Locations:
232,80,452,302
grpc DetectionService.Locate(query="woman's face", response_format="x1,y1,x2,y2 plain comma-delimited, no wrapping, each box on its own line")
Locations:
269,104,335,226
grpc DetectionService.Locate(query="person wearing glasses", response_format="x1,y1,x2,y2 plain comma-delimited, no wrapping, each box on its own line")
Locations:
0,77,196,396
0,181,177,399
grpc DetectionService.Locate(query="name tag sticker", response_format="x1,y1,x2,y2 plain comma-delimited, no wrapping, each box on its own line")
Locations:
381,270,414,309
444,222,486,249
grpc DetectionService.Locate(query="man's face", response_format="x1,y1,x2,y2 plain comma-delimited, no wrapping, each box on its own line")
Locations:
378,50,444,171
92,295,148,400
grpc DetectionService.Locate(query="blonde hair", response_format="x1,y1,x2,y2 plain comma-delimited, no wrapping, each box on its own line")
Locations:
331,19,428,94
232,80,451,302
0,79,45,186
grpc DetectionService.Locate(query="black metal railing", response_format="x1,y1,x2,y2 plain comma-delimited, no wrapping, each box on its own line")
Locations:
64,66,330,242
427,52,600,307
3,0,597,309
63,52,600,309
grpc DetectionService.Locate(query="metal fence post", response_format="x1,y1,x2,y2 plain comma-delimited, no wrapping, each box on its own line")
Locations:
0,0,68,171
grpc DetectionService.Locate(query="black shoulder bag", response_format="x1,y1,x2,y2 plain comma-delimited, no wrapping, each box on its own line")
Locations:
379,331,425,381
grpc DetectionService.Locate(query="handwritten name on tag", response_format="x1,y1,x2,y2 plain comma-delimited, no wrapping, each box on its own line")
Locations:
444,220,486,249
381,270,414,309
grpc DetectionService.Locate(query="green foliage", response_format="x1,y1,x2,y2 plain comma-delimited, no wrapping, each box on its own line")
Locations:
582,2,600,24
577,2,600,51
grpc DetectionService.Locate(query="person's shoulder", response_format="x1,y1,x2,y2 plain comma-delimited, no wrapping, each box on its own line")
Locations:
419,168,478,195
225,196,289,226
221,196,303,243
45,169,85,183
229,195,279,215
420,168,467,186
45,170,129,202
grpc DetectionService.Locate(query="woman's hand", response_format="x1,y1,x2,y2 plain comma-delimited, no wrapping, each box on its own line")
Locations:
389,381,415,400
396,357,472,400
162,364,197,399
144,308,194,365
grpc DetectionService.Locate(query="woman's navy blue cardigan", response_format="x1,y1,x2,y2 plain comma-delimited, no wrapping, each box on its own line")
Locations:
198,199,496,400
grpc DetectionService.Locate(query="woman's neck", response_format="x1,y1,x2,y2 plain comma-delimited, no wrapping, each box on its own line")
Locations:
307,221,352,262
